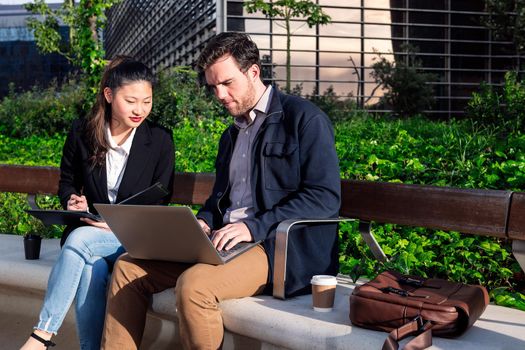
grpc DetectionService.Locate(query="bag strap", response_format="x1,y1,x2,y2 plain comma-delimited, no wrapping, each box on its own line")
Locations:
382,316,433,350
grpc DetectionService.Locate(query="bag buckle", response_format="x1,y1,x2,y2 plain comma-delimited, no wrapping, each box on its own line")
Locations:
381,286,409,297
399,276,424,287
413,315,430,332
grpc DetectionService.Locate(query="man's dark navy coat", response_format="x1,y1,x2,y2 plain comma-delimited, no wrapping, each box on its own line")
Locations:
197,88,341,297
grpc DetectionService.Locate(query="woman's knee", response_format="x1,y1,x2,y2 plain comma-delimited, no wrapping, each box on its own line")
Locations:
62,226,98,250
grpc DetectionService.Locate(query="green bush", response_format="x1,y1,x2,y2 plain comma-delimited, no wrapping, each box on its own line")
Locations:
339,222,516,289
149,66,229,129
0,80,87,138
0,134,66,238
173,117,227,173
0,66,228,139
335,115,525,191
0,134,65,166
0,192,62,238
1,69,524,309
467,71,525,133
308,86,359,122
333,115,523,302
371,45,436,117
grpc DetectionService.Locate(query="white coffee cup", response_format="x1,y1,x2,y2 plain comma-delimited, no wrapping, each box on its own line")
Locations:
310,275,337,312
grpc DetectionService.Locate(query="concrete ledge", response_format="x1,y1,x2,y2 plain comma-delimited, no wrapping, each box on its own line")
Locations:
1,234,525,350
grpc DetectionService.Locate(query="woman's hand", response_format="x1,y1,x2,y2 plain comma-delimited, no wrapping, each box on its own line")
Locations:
67,194,88,211
68,194,109,230
80,218,111,231
197,219,211,236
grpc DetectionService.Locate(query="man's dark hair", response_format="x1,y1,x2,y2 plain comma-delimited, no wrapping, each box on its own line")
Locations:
196,32,261,80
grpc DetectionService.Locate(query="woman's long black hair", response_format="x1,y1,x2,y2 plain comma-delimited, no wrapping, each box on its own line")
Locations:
86,56,155,167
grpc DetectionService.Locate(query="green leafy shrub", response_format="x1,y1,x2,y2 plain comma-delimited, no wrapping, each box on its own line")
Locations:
0,79,87,138
149,66,228,129
0,192,62,238
371,45,436,117
340,224,515,288
335,115,525,191
491,287,525,311
0,134,65,166
173,117,227,173
334,114,524,308
308,85,358,122
1,73,524,309
0,134,65,238
467,71,525,132
0,66,228,139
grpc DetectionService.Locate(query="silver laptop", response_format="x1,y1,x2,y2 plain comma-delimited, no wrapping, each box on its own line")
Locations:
94,204,259,265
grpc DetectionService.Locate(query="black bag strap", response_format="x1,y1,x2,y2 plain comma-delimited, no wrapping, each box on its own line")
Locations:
382,316,433,350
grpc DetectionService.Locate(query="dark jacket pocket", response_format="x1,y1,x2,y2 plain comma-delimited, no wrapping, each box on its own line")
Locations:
263,142,300,191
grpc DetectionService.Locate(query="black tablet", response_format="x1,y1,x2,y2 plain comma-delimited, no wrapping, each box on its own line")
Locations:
26,182,169,226
26,209,102,226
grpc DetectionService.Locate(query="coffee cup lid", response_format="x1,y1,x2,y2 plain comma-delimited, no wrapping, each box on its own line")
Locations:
310,275,337,286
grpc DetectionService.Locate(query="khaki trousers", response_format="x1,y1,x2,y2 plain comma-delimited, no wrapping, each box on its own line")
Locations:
101,245,268,350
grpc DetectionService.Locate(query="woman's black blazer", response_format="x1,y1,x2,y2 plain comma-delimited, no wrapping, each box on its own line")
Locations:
57,118,175,245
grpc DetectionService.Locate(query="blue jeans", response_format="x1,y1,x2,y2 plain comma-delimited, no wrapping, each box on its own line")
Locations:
36,226,124,350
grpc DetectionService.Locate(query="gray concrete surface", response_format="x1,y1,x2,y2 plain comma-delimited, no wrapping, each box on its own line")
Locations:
0,285,78,349
1,234,524,349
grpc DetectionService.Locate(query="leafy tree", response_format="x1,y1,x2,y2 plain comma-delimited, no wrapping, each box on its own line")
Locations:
244,0,331,93
371,45,436,117
24,0,121,93
483,0,525,62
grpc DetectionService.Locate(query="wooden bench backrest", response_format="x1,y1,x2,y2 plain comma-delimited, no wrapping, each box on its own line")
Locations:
0,164,214,206
1,164,523,241
340,180,514,239
508,192,525,241
0,165,59,195
170,172,214,205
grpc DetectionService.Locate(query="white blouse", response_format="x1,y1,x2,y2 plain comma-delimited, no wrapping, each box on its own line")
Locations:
105,126,136,203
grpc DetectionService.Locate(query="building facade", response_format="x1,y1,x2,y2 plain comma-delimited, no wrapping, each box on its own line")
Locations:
0,4,72,98
105,0,523,118
104,1,220,71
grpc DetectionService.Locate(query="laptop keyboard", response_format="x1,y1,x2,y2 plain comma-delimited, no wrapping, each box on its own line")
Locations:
217,243,245,258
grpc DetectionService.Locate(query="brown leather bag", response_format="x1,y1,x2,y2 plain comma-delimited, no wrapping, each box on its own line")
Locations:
349,270,489,350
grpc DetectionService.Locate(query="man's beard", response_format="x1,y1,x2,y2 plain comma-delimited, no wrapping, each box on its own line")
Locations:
228,82,256,117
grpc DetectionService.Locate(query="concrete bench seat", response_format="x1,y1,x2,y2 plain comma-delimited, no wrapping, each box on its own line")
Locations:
1,234,524,350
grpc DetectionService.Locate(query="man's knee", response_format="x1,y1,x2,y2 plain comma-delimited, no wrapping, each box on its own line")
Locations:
175,265,216,308
87,256,110,281
111,254,143,286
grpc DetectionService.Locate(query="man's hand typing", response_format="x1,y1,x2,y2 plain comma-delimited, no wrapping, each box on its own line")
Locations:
211,222,252,251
